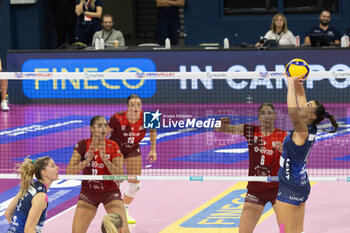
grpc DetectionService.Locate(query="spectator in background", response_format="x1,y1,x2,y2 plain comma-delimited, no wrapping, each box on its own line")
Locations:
92,14,125,47
51,0,77,48
156,0,185,45
255,13,296,47
304,10,340,46
0,58,9,111
75,0,103,46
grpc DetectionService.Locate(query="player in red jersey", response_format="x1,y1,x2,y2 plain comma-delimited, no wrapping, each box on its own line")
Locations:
66,115,130,233
215,103,287,233
108,94,157,224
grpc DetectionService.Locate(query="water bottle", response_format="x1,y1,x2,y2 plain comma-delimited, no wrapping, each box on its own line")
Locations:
223,38,229,49
341,34,349,47
165,38,171,49
99,38,105,49
295,35,300,47
95,38,100,50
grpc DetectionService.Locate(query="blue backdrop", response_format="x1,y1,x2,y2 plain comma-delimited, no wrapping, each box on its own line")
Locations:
6,48,350,103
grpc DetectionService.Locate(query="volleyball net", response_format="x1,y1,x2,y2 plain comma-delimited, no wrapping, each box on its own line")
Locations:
0,71,349,182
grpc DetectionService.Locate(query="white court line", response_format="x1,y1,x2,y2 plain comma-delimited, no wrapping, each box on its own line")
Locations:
45,204,77,223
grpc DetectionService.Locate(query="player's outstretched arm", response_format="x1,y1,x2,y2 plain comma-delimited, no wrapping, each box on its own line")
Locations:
214,117,244,135
287,77,308,144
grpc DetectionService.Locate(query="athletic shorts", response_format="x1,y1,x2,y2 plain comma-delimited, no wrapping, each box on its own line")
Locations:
79,187,122,208
245,188,278,206
121,145,141,159
277,181,310,206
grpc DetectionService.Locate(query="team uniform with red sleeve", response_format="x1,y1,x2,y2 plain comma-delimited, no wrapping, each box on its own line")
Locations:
74,138,123,207
243,124,287,206
108,111,147,158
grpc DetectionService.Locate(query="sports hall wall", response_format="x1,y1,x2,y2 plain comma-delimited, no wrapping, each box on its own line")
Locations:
2,0,350,58
0,0,129,65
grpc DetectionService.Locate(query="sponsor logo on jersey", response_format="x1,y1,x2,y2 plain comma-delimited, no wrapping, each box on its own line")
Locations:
289,195,305,202
246,193,259,203
123,132,140,137
254,146,273,155
308,134,316,141
12,215,18,226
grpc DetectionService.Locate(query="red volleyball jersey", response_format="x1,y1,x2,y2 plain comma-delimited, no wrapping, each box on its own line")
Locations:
108,111,147,154
243,124,287,191
74,138,122,192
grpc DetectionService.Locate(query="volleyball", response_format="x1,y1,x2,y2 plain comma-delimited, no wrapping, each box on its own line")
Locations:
285,58,310,80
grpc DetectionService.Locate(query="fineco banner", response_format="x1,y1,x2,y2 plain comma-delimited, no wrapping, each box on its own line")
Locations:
6,49,350,103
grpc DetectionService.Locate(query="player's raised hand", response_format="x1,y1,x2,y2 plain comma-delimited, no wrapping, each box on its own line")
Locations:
85,146,95,163
287,75,305,85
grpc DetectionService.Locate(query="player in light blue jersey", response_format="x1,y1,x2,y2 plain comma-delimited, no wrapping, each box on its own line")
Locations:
5,156,59,233
275,76,338,233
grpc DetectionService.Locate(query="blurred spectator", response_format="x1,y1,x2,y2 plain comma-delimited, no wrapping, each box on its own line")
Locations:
304,10,340,46
156,0,185,45
0,58,9,111
92,14,125,47
75,0,103,46
255,13,295,47
51,0,76,48
101,213,123,233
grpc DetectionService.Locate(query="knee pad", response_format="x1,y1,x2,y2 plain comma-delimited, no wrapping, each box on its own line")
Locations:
125,182,141,198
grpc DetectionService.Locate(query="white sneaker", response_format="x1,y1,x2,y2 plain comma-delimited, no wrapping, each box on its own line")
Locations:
125,208,136,224
1,101,9,111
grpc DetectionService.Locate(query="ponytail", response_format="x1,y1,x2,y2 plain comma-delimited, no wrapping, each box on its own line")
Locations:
16,156,51,199
17,158,35,199
313,101,338,133
101,213,123,233
325,112,338,133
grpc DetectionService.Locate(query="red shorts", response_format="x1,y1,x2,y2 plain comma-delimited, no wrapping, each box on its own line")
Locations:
121,145,141,159
79,187,122,208
245,188,278,206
